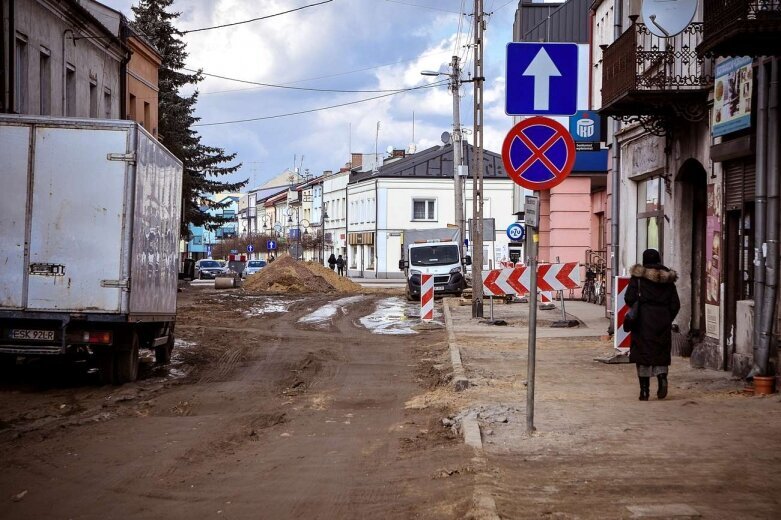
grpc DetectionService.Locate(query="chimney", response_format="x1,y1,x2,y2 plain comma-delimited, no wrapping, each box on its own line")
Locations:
392,149,405,159
323,170,333,177
351,153,363,168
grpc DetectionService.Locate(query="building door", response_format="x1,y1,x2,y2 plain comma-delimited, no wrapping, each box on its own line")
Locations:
675,160,708,340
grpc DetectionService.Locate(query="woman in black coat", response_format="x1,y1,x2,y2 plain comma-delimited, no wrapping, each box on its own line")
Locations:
624,249,681,401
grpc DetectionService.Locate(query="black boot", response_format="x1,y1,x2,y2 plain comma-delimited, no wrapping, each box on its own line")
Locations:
639,377,650,401
657,373,668,399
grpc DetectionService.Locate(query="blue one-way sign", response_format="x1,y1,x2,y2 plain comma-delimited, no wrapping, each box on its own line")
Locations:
506,42,578,116
266,239,277,251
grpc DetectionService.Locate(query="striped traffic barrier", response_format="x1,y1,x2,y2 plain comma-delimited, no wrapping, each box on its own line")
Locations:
421,274,434,322
614,276,631,353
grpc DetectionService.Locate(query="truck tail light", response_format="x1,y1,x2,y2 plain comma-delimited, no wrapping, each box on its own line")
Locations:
83,331,113,344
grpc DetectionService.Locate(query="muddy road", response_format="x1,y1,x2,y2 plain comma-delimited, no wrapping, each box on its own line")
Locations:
0,287,475,519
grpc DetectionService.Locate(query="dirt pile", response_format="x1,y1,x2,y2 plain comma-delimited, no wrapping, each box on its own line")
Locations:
242,256,365,294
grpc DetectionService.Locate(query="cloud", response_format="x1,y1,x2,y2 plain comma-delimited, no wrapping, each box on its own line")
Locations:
100,0,518,186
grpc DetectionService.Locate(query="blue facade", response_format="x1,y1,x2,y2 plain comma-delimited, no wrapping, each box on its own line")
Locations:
186,195,240,258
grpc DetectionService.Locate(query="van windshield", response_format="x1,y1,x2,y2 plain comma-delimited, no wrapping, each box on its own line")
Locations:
247,261,266,268
410,245,459,267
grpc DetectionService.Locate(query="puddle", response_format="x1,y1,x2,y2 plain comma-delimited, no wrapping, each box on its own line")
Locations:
243,298,301,317
359,297,418,335
298,296,367,327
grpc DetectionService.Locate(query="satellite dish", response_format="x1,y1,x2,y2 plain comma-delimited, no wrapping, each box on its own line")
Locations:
407,143,417,154
386,145,394,155
641,0,698,38
441,131,452,144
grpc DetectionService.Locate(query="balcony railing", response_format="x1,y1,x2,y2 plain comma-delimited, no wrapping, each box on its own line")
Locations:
700,0,781,56
602,20,712,115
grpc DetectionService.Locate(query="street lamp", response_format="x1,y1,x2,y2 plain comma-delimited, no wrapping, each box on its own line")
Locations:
421,56,467,259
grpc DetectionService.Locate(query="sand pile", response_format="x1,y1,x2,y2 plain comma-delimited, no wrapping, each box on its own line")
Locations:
242,256,365,294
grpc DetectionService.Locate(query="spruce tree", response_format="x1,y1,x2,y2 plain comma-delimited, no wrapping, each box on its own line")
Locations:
130,0,245,235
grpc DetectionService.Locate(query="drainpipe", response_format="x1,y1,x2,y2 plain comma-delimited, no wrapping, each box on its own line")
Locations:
750,59,768,378
755,57,779,377
609,0,623,321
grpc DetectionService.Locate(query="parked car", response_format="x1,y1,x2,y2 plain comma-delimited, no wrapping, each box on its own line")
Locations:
243,260,267,278
194,259,225,279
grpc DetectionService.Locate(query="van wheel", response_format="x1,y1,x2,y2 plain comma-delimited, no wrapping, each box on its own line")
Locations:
115,331,139,384
155,329,174,365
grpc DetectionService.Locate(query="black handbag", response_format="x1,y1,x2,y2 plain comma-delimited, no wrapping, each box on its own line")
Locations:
623,279,641,332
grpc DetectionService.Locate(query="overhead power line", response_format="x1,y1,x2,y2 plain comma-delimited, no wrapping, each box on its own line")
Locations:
194,79,449,127
183,0,334,34
197,49,454,95
185,68,432,94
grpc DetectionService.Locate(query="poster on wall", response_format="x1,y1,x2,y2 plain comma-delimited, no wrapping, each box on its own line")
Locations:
705,183,722,339
712,56,753,137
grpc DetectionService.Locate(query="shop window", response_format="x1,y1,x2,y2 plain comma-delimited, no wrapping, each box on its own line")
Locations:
636,177,664,260
351,246,358,268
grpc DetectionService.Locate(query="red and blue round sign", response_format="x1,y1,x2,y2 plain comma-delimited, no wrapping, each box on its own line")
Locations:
501,116,576,191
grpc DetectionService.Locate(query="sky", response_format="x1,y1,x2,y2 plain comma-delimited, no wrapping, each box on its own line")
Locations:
100,0,520,190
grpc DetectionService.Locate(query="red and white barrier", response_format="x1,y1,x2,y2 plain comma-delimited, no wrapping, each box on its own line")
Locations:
614,276,631,353
538,291,554,303
420,274,434,321
483,262,581,296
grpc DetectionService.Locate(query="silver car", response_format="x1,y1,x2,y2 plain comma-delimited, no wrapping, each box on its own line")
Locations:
243,259,267,278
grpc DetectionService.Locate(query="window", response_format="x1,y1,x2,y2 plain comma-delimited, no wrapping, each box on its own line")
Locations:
636,177,665,260
14,35,28,113
143,101,150,128
89,82,98,117
39,47,50,115
412,198,436,221
129,93,137,121
103,88,112,118
65,64,76,116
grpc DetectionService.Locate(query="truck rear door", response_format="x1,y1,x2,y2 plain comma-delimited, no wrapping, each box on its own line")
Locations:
0,125,31,309
25,126,129,312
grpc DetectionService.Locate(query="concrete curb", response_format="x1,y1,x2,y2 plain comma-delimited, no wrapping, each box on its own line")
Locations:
443,298,470,391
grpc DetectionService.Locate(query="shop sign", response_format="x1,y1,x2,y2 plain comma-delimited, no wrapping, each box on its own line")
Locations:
705,182,722,339
712,56,753,137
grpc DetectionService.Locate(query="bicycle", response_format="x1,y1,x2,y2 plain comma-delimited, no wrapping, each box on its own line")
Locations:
582,268,596,303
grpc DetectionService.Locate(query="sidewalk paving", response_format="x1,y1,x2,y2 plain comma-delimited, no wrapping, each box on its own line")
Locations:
442,298,781,519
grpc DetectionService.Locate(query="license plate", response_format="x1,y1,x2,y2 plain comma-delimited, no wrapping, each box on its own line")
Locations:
434,286,445,292
10,329,55,341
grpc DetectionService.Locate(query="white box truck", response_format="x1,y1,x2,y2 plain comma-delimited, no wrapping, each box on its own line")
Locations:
0,115,183,384
398,228,471,300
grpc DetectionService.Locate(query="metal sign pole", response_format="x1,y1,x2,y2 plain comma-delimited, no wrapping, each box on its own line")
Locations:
526,193,539,435
490,295,494,321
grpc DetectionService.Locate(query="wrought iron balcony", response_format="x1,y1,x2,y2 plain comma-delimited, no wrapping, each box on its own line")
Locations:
601,19,713,120
699,0,781,57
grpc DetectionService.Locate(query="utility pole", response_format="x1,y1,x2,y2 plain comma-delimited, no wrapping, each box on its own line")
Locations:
471,0,485,318
451,55,466,253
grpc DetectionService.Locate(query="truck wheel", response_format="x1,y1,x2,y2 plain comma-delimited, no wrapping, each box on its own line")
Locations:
155,330,174,365
115,331,139,384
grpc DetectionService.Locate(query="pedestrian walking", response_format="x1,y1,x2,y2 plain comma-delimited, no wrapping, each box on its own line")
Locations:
336,255,345,277
328,253,337,271
625,248,680,401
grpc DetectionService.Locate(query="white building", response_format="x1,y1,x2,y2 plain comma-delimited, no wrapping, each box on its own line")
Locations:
346,144,517,278
322,169,350,262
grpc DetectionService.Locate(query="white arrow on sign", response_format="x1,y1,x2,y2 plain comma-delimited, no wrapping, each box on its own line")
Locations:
522,48,561,111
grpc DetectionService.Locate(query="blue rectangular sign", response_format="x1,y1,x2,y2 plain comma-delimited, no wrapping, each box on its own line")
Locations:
506,42,578,116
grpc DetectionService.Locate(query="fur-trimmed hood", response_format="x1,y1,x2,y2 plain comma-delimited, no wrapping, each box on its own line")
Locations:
630,264,678,284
